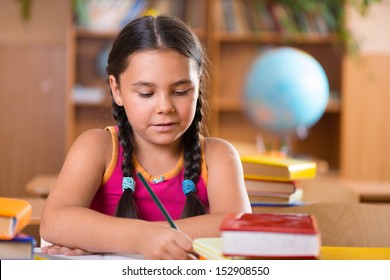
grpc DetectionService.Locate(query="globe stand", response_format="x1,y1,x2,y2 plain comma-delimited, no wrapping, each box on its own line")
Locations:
255,132,291,158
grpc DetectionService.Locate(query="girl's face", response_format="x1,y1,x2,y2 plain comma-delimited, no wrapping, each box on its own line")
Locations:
109,49,200,147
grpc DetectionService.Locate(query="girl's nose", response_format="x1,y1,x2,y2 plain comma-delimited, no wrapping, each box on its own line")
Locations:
156,93,174,114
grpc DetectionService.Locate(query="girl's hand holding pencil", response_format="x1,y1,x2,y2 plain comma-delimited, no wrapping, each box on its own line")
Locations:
137,223,195,260
137,172,198,260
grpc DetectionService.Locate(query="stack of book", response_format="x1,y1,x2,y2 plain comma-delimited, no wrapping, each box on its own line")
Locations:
240,155,317,206
0,197,36,260
194,212,321,260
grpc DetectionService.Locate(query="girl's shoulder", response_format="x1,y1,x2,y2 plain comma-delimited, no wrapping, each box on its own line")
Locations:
203,137,240,159
70,128,113,163
74,128,112,146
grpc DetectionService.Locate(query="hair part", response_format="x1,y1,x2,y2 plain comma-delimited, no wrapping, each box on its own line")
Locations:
107,15,209,219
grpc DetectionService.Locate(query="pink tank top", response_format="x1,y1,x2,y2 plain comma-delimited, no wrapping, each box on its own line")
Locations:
90,126,209,221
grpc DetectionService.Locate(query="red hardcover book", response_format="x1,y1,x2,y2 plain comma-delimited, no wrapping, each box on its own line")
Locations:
221,212,321,258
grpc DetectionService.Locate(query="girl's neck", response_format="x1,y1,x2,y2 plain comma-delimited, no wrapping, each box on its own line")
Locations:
133,139,183,177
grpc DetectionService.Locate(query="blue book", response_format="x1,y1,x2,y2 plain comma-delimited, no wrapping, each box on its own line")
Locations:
251,202,305,207
0,233,36,259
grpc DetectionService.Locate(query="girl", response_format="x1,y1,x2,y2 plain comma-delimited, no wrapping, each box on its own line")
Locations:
40,15,251,260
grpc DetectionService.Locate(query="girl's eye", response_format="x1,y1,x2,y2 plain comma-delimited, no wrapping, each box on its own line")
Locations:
174,89,190,96
138,92,153,98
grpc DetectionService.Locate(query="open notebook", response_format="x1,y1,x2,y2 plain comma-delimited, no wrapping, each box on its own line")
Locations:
33,248,144,260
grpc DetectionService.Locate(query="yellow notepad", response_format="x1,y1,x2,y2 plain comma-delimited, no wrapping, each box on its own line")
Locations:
193,238,232,260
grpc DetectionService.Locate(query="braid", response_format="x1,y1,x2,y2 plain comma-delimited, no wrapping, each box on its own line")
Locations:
181,99,207,218
112,101,139,219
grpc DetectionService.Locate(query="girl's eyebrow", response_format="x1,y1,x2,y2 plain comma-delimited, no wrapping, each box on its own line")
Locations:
131,81,154,87
173,79,193,86
131,79,194,87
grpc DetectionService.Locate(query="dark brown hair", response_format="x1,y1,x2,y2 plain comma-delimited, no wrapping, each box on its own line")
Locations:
106,15,209,219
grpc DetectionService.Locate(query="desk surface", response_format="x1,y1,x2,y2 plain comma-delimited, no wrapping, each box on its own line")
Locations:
33,246,390,260
252,202,390,247
22,197,46,225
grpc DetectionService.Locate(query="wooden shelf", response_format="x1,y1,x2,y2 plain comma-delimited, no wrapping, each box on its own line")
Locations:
213,32,339,44
76,28,119,39
215,99,341,113
74,100,111,108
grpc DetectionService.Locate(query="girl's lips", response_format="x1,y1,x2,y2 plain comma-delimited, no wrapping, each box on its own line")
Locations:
152,123,177,132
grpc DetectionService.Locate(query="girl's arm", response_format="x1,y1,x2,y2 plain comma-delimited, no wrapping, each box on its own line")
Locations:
173,137,252,238
40,129,193,259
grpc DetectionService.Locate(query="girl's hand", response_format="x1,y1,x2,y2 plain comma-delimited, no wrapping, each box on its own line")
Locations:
139,226,194,260
41,244,89,256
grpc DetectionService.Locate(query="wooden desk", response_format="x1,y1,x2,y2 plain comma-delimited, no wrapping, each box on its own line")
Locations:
25,174,56,197
23,197,46,225
33,246,390,260
299,178,360,203
307,174,390,203
252,202,390,247
20,197,46,247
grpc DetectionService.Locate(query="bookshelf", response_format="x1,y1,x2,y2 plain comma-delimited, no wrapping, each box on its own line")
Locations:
69,28,115,146
206,0,345,170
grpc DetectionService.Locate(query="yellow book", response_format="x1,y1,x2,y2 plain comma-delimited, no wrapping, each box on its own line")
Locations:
0,197,32,240
240,155,317,181
320,246,390,260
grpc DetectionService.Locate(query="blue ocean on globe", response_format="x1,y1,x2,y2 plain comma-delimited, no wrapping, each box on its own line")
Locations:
244,47,329,135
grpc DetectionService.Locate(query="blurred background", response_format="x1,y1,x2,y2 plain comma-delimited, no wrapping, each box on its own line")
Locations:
1,0,390,200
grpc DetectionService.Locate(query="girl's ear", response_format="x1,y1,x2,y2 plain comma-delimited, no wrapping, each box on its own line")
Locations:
109,75,124,106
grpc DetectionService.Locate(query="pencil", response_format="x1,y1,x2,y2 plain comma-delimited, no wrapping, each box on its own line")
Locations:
137,172,178,230
137,172,201,260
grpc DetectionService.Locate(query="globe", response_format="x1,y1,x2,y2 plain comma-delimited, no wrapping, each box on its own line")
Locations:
244,47,329,136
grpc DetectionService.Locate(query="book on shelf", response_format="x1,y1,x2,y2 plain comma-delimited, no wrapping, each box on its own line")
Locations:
253,0,278,32
240,155,317,181
245,178,297,194
242,0,262,33
221,0,235,33
220,212,321,258
0,197,32,240
268,2,299,34
0,233,36,260
231,0,251,34
249,188,303,205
